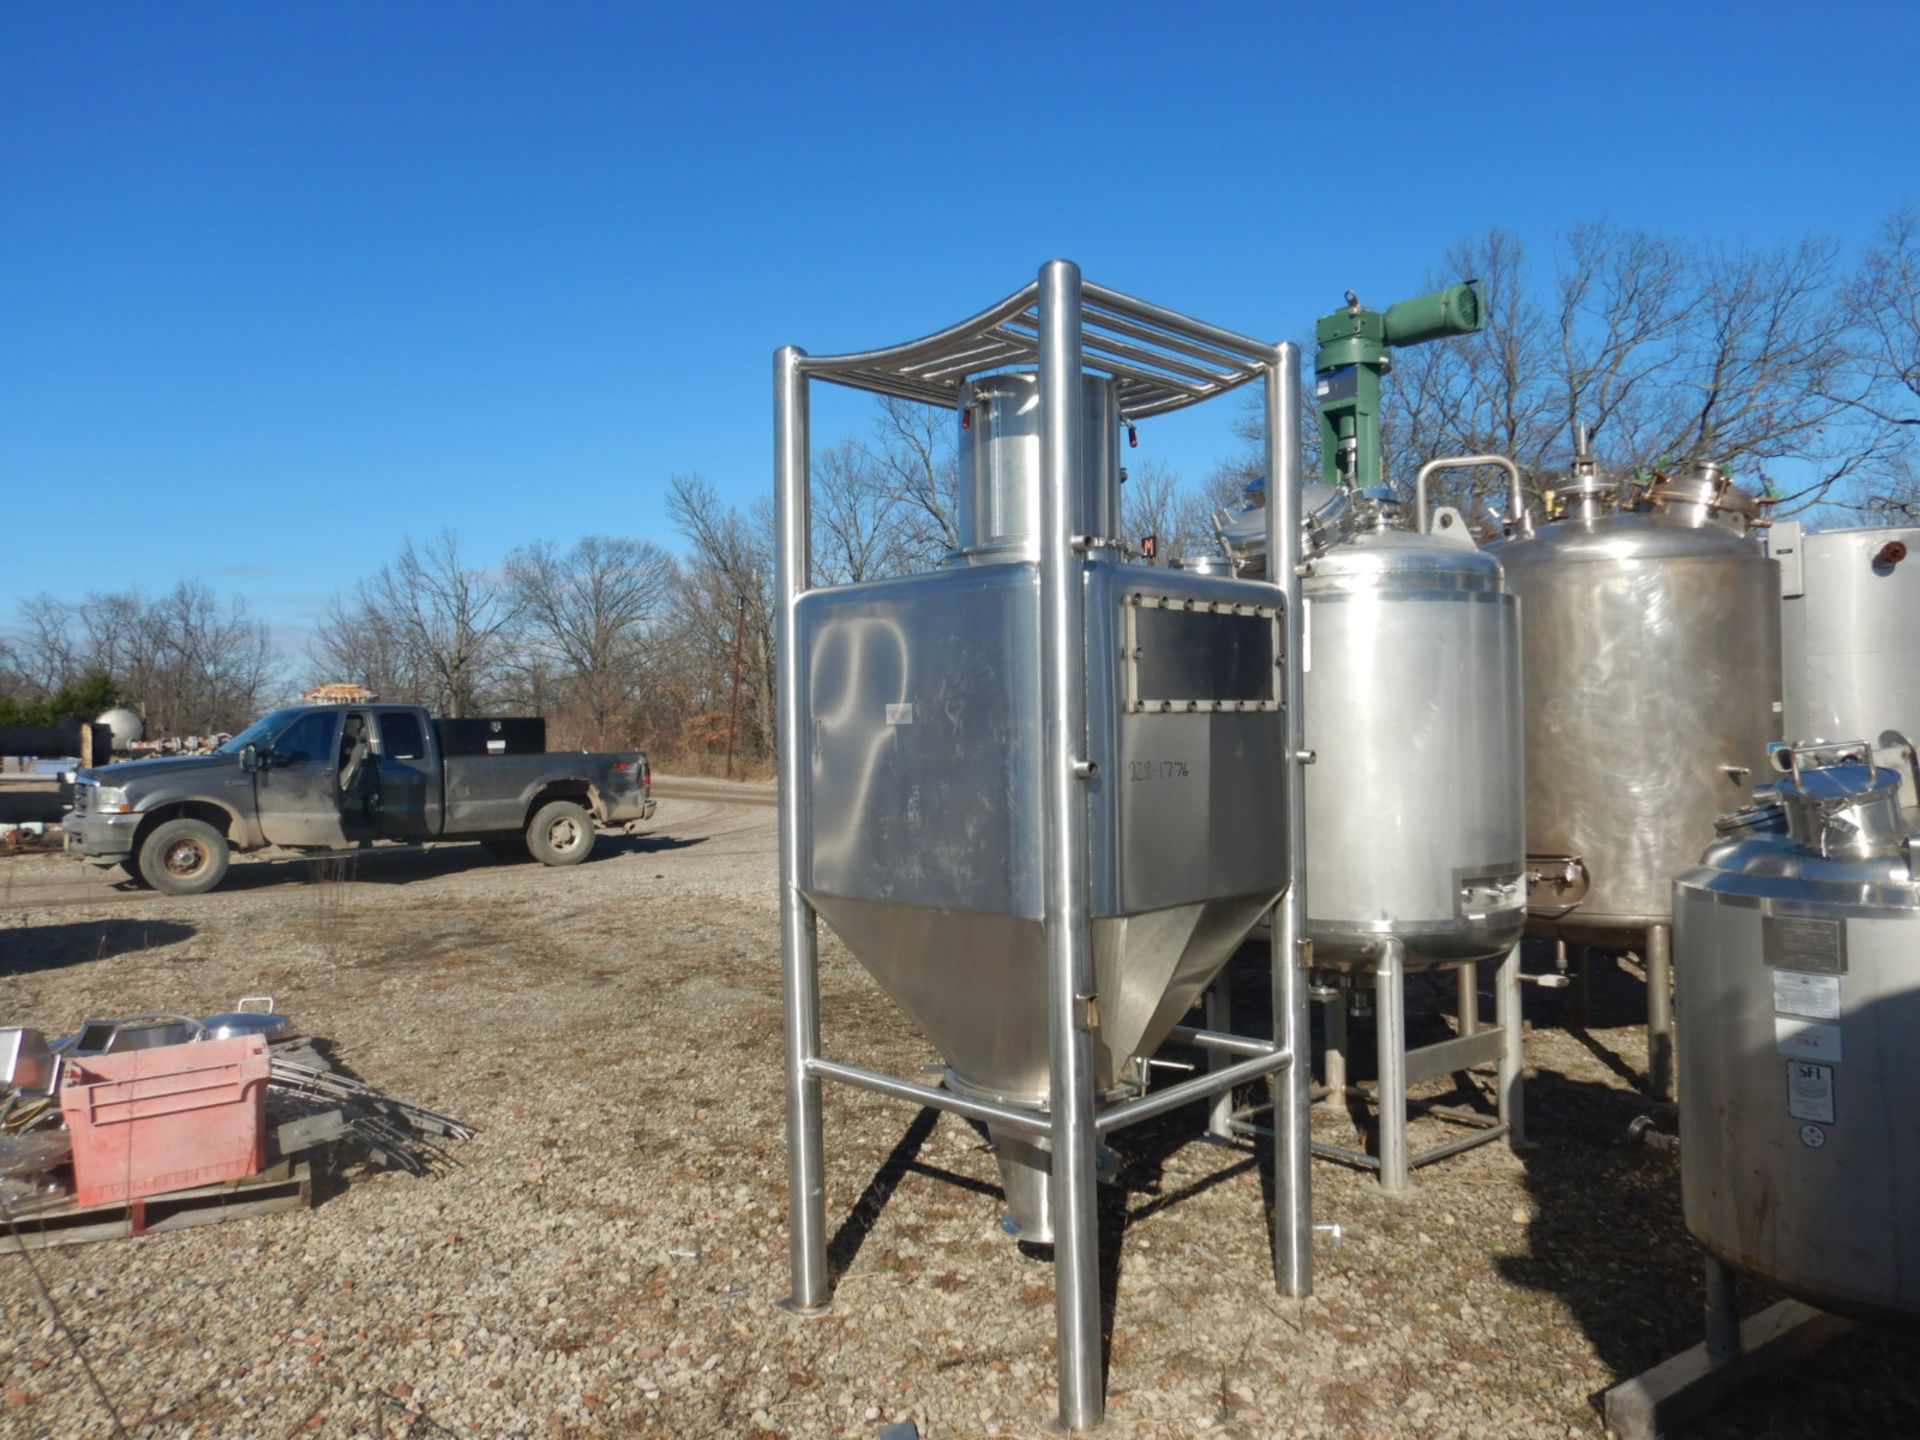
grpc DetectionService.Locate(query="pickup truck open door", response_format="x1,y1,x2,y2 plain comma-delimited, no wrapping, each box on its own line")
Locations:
370,709,444,838
254,708,352,848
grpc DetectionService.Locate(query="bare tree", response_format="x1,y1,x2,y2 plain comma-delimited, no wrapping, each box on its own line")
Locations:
505,536,675,742
1375,223,1905,522
1834,203,1920,521
664,474,777,763
1847,205,1920,431
138,582,276,734
862,395,960,570
360,532,520,718
1388,228,1561,522
1642,238,1875,506
812,439,906,584
7,583,280,735
2,594,81,697
1119,457,1182,561
1553,222,1696,458
1851,453,1920,521
308,589,421,704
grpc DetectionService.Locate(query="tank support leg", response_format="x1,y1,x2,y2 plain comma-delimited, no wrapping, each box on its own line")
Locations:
1704,1254,1741,1366
1456,960,1480,1037
1375,940,1411,1196
1324,980,1349,1105
1496,941,1525,1148
1567,942,1591,1031
1646,924,1675,1101
1204,978,1235,1140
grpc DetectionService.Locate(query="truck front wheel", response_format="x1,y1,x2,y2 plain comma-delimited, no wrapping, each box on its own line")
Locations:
137,818,231,896
527,800,595,867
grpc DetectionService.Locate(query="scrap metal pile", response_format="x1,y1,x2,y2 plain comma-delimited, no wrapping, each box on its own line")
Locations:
1,998,472,1241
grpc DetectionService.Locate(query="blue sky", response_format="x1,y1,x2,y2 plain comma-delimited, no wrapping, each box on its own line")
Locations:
4,2,1917,654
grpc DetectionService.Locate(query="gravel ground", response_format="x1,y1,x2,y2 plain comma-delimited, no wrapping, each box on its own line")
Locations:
3,787,1917,1439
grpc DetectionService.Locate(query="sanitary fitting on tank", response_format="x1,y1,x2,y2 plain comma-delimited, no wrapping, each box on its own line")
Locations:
1525,854,1590,914
1874,539,1909,569
1627,1115,1680,1154
1558,421,1615,522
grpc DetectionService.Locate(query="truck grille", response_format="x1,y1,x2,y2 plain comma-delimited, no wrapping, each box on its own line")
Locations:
69,786,91,815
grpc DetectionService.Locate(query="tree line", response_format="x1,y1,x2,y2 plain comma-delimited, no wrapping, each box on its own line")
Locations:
1368,211,1920,524
3,211,1915,764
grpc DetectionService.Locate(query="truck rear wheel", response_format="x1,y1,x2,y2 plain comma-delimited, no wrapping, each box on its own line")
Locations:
527,800,595,867
137,818,231,896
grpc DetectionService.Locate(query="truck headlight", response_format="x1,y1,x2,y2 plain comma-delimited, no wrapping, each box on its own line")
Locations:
93,787,132,813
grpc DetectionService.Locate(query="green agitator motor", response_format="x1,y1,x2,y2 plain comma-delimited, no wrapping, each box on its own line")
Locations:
1314,282,1482,491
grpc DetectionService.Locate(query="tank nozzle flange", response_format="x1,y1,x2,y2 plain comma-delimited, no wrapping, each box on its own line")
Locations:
1627,1115,1681,1153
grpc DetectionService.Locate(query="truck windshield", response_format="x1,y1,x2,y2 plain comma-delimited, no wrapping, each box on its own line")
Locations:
215,709,306,755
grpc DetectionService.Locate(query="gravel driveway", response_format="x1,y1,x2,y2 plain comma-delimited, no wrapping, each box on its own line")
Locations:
3,789,1916,1438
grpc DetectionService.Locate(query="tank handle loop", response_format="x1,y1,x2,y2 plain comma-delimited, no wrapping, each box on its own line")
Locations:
1412,454,1525,538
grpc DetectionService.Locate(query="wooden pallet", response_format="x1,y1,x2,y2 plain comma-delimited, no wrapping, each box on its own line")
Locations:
1,1161,310,1252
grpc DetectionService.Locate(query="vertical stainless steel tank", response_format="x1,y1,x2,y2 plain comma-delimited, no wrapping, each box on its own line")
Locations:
1217,485,1525,966
1776,522,1920,746
1296,493,1525,968
1494,459,1783,940
1675,741,1920,1322
1211,475,1528,1191
798,371,1288,1241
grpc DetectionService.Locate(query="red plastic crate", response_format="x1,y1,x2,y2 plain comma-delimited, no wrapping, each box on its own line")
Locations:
60,1036,269,1207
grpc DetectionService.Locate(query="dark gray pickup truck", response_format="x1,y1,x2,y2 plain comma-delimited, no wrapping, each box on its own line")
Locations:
63,702,656,895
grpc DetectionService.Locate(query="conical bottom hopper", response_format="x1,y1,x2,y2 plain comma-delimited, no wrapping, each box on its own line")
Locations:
807,891,1275,1239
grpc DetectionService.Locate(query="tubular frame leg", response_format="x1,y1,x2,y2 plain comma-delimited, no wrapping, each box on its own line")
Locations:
1704,1254,1741,1367
774,344,830,1316
1375,940,1410,1196
1496,941,1525,1148
1036,259,1102,1434
1204,979,1235,1140
1266,342,1313,1300
1456,960,1480,1037
1568,941,1591,1032
1647,924,1675,1101
1324,983,1349,1106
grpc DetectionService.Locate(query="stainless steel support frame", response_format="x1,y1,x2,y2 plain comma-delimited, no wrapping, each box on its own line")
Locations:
1567,941,1591,1031
1374,943,1412,1194
1645,923,1674,1101
773,264,1312,1434
1202,982,1236,1139
1267,344,1315,1300
1280,941,1525,1192
1602,1253,1852,1440
1704,1254,1741,1366
775,344,829,1319
1324,984,1350,1104
1037,259,1104,1432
